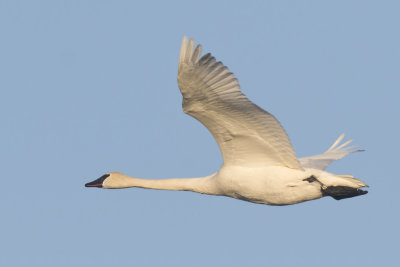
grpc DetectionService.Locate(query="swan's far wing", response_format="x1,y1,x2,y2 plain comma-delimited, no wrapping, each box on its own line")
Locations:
299,134,363,170
177,37,302,169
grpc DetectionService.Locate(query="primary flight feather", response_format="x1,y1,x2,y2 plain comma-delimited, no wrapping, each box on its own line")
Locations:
85,36,368,205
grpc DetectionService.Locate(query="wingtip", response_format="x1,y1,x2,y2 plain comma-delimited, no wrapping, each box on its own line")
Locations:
185,38,195,63
179,36,203,69
326,133,364,152
181,36,188,50
327,133,345,151
192,43,202,63
179,36,189,71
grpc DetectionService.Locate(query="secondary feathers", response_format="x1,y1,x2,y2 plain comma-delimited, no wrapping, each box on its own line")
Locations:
177,36,301,169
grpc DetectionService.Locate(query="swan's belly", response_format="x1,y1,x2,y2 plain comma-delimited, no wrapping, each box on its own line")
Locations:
215,165,322,205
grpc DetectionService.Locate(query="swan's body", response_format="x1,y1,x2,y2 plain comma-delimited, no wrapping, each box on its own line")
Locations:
85,37,368,205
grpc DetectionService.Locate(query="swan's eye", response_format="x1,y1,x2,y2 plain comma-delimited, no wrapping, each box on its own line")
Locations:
98,174,110,180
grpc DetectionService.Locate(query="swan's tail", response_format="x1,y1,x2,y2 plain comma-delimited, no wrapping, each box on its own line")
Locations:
315,173,368,200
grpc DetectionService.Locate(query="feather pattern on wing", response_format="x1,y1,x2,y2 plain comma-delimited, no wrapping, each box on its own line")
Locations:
177,37,302,169
298,133,363,170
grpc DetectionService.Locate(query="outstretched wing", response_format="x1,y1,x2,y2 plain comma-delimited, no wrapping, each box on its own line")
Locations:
299,134,363,170
177,37,302,169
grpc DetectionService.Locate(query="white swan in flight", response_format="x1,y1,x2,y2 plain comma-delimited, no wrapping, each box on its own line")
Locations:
85,36,368,205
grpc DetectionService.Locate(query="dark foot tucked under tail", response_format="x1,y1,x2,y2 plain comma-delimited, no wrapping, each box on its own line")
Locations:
322,186,368,200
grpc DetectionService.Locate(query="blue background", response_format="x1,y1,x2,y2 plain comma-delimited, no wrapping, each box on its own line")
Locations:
1,1,399,266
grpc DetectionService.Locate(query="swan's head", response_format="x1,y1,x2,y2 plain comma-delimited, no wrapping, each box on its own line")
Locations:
85,173,110,188
85,172,132,189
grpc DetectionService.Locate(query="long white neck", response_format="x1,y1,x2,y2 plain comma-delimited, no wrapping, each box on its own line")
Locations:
103,172,222,196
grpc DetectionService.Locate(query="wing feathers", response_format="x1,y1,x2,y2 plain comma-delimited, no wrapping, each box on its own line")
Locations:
191,44,202,63
327,133,344,151
185,39,195,63
198,53,212,64
299,134,363,170
177,36,302,169
178,36,188,71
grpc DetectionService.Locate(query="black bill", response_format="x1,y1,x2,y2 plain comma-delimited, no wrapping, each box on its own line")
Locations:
85,174,110,188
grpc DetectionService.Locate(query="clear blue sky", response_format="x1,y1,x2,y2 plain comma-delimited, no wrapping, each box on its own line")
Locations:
1,1,399,266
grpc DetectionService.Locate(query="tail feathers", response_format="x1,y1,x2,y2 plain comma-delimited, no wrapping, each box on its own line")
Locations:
336,175,369,188
317,173,368,189
319,174,369,200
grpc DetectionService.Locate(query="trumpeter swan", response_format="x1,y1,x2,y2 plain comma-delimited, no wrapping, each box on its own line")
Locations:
85,37,368,205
